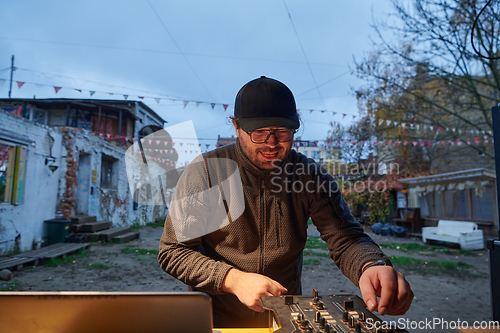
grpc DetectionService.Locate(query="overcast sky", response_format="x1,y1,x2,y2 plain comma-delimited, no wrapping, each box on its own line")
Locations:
0,0,395,164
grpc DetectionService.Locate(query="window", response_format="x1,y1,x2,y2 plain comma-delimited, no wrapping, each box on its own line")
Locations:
433,191,444,217
311,150,321,160
101,154,118,189
472,186,494,221
418,194,430,216
456,190,470,219
0,142,26,204
444,191,454,217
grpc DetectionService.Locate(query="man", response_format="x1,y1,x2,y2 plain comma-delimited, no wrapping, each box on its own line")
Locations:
158,76,413,328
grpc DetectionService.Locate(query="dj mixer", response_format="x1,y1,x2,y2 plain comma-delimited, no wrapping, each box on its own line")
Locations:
260,289,408,333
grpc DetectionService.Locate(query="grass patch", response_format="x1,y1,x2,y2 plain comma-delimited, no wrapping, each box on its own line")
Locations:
380,243,475,256
303,259,320,265
389,255,481,276
305,237,328,251
121,248,159,255
86,263,109,270
303,250,329,258
45,249,89,267
130,219,165,232
0,280,20,291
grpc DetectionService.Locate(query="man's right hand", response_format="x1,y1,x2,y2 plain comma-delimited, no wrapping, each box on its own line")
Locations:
222,268,288,312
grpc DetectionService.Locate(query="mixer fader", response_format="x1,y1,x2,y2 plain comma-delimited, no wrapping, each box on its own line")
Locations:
260,289,408,333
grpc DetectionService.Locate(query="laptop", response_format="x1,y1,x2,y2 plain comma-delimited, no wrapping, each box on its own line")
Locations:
0,291,213,333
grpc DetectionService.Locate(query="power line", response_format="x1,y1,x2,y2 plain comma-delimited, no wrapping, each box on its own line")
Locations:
0,36,346,68
282,0,327,110
146,0,215,101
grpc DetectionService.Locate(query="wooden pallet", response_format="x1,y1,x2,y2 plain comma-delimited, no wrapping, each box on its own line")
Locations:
0,243,91,271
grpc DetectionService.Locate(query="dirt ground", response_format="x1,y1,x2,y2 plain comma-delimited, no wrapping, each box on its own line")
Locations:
2,224,494,329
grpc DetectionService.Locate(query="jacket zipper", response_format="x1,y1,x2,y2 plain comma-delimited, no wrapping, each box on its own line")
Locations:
276,198,283,248
260,178,265,274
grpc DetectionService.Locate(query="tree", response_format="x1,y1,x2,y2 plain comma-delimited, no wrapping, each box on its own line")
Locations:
327,116,376,165
355,0,500,172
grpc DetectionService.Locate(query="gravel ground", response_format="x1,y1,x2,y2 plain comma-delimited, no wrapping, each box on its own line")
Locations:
1,224,494,331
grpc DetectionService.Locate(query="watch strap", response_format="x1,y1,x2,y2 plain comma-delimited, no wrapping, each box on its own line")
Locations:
361,259,392,276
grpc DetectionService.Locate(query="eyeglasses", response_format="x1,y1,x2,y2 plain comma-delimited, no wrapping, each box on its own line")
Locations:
245,129,296,144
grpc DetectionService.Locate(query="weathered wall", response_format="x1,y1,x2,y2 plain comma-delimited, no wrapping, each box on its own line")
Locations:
57,128,167,228
0,111,62,254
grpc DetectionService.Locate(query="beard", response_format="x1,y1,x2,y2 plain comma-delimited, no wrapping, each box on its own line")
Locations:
240,142,291,170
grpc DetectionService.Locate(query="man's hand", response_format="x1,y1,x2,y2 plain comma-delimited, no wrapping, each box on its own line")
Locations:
359,265,413,316
222,268,288,312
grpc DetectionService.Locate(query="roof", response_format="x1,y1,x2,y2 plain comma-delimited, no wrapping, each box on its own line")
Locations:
0,98,166,124
399,168,496,186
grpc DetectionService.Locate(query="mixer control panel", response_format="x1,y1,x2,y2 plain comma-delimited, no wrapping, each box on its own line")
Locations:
260,289,407,333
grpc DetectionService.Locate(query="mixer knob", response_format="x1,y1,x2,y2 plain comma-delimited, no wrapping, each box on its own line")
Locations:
354,322,361,333
313,289,318,298
358,312,366,322
313,297,319,305
316,301,325,310
284,295,293,305
315,311,321,323
348,315,356,328
343,300,354,310
342,310,348,322
319,317,326,328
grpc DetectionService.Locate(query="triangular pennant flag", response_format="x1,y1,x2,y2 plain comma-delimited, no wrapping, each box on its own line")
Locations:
343,114,347,118
183,101,189,108
90,91,95,96
16,81,25,88
352,115,356,119
196,102,202,107
156,140,161,145
386,120,391,126
223,104,229,111
155,98,161,104
54,86,62,94
148,140,152,145
412,141,417,146
441,141,446,146
109,92,114,95
310,110,313,114
379,119,384,126
74,89,82,93
211,103,216,109
428,141,432,148
404,141,408,146
474,136,480,145
138,96,144,99
124,95,128,100
164,141,169,146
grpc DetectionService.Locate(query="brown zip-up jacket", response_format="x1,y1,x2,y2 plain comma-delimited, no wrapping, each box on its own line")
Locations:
158,140,391,327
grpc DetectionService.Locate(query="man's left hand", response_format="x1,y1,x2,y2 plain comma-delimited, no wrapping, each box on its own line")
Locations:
358,265,413,316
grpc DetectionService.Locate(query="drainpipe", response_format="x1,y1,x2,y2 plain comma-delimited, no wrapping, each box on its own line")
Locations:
488,104,500,320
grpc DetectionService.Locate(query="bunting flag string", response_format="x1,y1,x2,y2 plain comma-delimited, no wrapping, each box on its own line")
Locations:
376,117,492,137
1,78,364,119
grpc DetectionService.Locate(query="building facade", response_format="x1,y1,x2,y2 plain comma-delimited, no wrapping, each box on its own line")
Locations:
0,99,171,254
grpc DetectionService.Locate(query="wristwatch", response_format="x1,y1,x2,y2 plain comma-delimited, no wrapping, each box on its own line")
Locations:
361,259,392,276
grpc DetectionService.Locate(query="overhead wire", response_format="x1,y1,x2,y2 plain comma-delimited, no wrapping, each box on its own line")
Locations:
282,0,327,110
0,36,346,68
146,0,216,101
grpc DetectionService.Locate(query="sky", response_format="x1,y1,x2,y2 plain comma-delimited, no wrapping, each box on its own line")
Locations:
0,0,395,165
